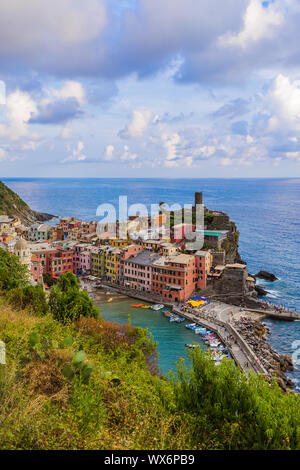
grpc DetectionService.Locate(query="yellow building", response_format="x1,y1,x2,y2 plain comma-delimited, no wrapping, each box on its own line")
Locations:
109,239,130,248
90,246,109,277
105,247,120,283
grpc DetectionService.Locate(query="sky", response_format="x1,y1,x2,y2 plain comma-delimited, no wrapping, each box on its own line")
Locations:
1,0,300,177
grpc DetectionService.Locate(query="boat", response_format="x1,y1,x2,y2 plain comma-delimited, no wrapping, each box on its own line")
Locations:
141,305,151,309
130,304,144,308
107,298,113,303
151,304,164,311
209,341,221,348
185,323,197,330
169,316,180,322
174,316,185,323
194,328,207,334
185,344,201,349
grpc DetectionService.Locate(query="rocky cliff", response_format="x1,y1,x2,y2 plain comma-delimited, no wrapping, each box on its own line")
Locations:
0,181,55,225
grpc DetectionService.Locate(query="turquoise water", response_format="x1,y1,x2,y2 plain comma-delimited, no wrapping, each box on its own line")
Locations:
95,298,207,375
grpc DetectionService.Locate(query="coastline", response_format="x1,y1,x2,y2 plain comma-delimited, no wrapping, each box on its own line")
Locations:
82,280,296,392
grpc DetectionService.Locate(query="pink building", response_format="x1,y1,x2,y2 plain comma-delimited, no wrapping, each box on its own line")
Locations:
124,251,160,292
31,255,43,284
116,244,144,285
73,244,92,274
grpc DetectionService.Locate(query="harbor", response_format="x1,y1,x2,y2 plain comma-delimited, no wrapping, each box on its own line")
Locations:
87,280,296,389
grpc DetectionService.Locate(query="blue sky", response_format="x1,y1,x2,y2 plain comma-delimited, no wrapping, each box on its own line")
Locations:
1,0,300,177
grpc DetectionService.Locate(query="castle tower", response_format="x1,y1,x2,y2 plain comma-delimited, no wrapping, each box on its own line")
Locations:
195,192,203,206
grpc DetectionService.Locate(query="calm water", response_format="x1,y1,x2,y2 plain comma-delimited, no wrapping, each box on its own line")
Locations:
3,178,300,386
95,298,207,375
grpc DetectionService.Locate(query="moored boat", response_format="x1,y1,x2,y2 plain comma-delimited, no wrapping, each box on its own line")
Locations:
151,304,164,311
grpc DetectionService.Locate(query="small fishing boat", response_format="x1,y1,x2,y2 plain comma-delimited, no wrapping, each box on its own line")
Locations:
174,316,185,323
194,328,207,334
151,304,164,311
169,316,180,322
130,304,144,308
107,298,113,303
141,305,151,309
185,323,197,330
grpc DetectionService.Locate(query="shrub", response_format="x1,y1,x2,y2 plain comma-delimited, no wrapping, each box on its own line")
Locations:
0,248,29,291
173,349,300,450
6,285,48,315
49,272,98,324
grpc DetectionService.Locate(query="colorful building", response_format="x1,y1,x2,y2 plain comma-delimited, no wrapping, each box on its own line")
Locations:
32,245,73,276
124,251,160,292
152,254,197,302
194,250,212,290
73,244,92,275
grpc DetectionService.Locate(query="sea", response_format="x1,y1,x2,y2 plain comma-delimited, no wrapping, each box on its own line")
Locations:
3,178,300,388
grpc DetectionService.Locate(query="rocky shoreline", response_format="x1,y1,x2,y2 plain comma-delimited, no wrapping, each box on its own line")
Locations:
233,317,295,392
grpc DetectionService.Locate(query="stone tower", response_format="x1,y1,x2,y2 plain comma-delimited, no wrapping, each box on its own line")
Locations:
14,238,31,266
195,192,203,206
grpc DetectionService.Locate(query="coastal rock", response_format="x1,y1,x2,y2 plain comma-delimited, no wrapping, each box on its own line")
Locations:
255,285,269,297
0,180,56,224
255,271,278,282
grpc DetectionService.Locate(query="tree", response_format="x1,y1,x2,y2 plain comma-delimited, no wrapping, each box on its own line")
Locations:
49,272,98,324
0,248,29,291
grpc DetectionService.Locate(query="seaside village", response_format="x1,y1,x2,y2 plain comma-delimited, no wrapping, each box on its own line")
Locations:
0,192,253,304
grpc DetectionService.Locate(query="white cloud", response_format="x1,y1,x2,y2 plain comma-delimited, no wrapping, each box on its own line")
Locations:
162,132,180,165
0,89,37,141
120,145,137,161
61,140,86,163
104,144,115,160
51,80,87,105
119,109,152,139
219,0,283,48
266,74,300,131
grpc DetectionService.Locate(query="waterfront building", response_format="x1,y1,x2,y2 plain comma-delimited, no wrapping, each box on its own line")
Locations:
90,246,110,277
123,251,160,292
115,244,144,285
105,247,121,283
152,253,197,302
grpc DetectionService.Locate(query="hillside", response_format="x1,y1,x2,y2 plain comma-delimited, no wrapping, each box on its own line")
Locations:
0,181,54,224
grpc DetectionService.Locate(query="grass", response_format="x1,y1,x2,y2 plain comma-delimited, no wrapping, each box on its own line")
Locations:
0,296,299,450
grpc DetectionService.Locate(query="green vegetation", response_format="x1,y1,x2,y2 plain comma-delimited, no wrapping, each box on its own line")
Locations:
0,181,32,223
49,272,98,323
6,285,48,315
0,251,299,450
0,249,29,290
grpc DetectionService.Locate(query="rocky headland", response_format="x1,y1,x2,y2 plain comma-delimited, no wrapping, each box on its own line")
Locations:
0,180,55,224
